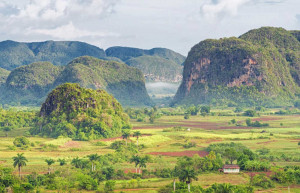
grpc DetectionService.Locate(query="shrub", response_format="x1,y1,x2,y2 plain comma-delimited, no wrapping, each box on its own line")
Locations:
244,110,258,117
252,174,274,189
94,141,106,146
183,142,196,149
13,137,30,148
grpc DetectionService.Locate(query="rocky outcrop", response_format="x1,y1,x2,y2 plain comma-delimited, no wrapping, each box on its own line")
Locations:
173,27,300,107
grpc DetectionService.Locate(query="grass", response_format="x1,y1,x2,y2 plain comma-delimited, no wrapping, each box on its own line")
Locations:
0,109,299,192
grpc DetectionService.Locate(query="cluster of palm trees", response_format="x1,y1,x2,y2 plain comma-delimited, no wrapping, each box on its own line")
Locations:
129,155,150,174
12,153,67,178
122,130,142,148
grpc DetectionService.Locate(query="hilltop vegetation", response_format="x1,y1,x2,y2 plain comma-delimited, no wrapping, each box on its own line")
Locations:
0,40,106,70
0,56,152,107
173,27,300,107
106,46,185,82
0,67,9,85
30,83,131,139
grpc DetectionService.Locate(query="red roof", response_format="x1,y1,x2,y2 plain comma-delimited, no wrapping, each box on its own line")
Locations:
223,164,240,169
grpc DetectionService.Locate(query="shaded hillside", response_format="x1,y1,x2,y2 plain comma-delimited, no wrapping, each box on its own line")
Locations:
0,67,9,85
173,27,300,107
30,83,131,139
2,62,62,104
126,55,182,82
0,40,106,70
54,56,152,106
0,56,152,106
105,46,185,82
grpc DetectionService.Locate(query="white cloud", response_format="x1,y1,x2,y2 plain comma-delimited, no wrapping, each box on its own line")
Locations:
0,0,120,40
31,22,120,39
200,0,251,20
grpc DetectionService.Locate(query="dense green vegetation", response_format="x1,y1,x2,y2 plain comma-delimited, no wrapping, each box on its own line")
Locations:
0,40,106,70
173,27,300,107
54,56,152,106
0,105,299,192
30,83,131,139
0,108,36,134
0,56,152,107
0,67,9,85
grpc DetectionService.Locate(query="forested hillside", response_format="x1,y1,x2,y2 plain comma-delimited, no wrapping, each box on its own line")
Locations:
173,27,300,107
0,57,152,107
30,83,131,139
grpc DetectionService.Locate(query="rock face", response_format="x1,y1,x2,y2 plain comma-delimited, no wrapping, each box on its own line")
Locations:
173,27,300,107
1,56,152,106
30,83,131,139
0,40,106,70
105,46,185,82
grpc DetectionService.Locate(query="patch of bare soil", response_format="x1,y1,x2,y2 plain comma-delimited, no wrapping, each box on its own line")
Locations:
256,140,277,145
148,151,208,157
100,134,152,142
61,141,81,148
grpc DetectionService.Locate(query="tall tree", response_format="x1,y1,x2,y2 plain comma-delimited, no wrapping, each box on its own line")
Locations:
45,159,55,174
87,154,100,171
12,153,28,178
178,167,198,192
130,155,140,173
122,130,131,146
138,155,150,174
225,148,239,164
133,131,142,147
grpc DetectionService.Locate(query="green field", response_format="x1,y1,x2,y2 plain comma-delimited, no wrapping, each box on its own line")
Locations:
0,108,299,192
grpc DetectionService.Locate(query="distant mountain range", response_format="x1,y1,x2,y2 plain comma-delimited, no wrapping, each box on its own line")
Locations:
172,27,300,107
0,40,185,83
106,47,185,82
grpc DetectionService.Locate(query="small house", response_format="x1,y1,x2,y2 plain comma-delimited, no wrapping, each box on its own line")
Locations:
223,165,240,174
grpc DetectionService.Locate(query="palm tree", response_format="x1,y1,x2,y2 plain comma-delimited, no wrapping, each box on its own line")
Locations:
130,155,140,173
171,166,179,192
138,155,150,174
87,154,100,171
133,131,142,148
58,158,66,166
122,130,131,146
179,167,198,192
45,159,55,174
13,153,28,178
71,157,83,168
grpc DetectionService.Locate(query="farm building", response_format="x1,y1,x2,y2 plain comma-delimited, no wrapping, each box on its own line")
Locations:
223,165,240,173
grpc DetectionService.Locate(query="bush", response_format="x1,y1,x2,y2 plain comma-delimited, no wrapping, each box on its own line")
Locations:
244,110,258,117
252,174,274,189
94,141,106,146
13,137,30,148
183,142,196,149
104,180,116,193
246,119,269,127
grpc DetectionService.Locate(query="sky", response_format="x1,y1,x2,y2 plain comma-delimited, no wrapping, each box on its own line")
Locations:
0,0,299,55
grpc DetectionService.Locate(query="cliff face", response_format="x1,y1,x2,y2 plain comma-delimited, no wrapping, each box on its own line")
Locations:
173,27,300,107
1,56,152,107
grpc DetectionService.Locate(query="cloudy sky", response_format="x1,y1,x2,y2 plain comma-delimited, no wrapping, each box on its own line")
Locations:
0,0,299,55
